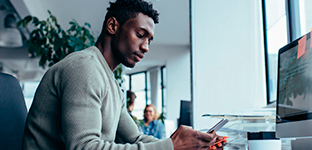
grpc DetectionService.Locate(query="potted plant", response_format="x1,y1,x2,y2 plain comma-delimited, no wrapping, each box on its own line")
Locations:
17,10,124,85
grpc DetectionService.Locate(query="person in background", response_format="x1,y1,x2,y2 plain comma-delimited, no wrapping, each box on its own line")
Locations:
140,104,164,139
127,90,136,117
127,90,141,129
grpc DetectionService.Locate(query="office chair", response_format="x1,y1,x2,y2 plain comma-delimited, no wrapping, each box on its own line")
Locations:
0,73,27,150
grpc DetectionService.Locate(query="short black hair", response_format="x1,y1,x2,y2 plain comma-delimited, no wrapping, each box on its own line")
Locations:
104,0,159,26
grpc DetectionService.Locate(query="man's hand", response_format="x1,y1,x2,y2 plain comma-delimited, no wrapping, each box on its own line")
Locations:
170,125,223,150
208,136,228,150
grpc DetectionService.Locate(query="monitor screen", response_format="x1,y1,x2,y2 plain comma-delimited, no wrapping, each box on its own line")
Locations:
276,32,312,138
178,100,191,127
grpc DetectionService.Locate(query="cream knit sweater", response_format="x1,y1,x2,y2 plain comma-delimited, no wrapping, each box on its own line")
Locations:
22,46,173,150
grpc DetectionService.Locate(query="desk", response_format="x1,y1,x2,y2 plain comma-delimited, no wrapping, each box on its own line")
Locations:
203,108,291,150
218,125,291,150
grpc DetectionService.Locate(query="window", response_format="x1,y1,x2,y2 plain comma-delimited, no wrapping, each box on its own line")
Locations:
125,66,166,119
264,0,312,104
263,0,288,103
129,72,148,120
298,0,312,36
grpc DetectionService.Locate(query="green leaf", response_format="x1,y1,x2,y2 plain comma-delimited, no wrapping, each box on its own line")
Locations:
52,16,57,23
24,15,32,21
52,54,60,63
69,21,75,25
47,48,52,60
39,53,47,68
68,25,76,31
68,41,75,47
84,22,91,28
27,45,34,54
16,20,23,27
84,29,90,35
48,62,54,67
39,21,47,31
21,15,32,27
30,30,37,38
32,17,40,26
23,16,33,26
37,29,45,39
55,24,61,33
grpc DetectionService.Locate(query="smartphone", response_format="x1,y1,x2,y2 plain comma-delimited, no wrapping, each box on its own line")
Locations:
207,118,229,133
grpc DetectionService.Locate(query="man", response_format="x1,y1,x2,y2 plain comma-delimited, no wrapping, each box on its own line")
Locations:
23,0,224,149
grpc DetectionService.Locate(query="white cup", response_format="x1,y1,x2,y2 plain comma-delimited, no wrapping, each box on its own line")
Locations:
248,139,281,150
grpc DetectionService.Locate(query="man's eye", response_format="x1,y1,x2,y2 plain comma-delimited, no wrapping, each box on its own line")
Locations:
137,33,144,38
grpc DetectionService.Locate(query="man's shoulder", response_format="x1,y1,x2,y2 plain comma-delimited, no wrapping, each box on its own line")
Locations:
52,46,100,68
64,46,98,60
43,46,105,81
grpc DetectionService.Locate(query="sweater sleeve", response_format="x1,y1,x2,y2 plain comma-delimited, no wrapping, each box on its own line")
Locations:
58,56,173,150
114,104,173,150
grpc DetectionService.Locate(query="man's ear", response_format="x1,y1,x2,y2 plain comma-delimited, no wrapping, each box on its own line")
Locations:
106,17,119,35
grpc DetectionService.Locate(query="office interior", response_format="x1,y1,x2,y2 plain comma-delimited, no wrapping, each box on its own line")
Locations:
1,0,312,148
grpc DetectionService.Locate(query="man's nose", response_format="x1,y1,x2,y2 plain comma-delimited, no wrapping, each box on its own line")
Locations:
140,40,149,53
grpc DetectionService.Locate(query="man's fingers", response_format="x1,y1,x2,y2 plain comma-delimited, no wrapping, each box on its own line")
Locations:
170,125,227,150
197,130,216,141
194,130,217,148
181,125,193,130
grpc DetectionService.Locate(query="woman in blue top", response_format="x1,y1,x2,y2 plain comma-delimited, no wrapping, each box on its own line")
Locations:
140,104,164,139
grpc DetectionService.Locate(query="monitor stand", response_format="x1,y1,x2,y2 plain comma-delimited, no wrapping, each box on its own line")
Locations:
291,138,312,149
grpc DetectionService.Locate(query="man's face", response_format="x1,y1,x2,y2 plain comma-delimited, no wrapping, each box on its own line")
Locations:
111,13,155,68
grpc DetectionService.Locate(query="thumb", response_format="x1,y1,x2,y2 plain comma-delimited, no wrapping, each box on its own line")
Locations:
198,130,217,142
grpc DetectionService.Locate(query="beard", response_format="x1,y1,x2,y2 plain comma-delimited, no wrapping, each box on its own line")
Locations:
111,43,135,68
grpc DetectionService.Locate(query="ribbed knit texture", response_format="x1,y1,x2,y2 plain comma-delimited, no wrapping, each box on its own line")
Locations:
22,46,173,150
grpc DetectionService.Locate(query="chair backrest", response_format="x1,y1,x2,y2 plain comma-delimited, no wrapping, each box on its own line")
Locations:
0,73,27,150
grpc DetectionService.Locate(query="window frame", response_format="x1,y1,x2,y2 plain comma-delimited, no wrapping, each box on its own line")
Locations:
263,0,303,104
127,66,166,112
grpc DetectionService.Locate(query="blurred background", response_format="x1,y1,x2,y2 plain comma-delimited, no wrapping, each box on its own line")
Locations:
1,0,312,141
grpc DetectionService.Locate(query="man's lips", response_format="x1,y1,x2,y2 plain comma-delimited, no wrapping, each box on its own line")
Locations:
134,52,144,62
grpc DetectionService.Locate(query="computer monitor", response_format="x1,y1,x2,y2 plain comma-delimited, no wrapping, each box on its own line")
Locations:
276,31,312,138
178,100,191,127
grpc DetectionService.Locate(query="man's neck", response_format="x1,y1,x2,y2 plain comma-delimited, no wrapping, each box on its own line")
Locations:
95,35,120,71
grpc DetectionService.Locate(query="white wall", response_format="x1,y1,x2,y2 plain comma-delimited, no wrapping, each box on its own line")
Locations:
22,0,108,36
191,0,267,130
166,45,191,131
